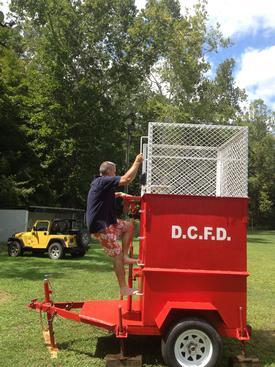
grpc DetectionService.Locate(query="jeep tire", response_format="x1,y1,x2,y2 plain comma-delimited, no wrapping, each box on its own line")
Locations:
8,241,22,257
48,242,64,260
76,229,90,248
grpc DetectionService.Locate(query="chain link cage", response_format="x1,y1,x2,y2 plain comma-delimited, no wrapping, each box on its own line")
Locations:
141,122,248,198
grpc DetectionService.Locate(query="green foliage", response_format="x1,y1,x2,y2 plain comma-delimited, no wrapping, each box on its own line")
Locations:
0,0,274,227
240,100,275,228
0,29,38,206
137,1,245,124
9,0,146,206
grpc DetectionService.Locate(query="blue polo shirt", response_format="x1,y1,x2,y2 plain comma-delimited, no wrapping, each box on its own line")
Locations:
86,175,121,233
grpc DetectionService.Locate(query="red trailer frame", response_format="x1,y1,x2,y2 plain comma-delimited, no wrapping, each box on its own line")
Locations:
29,194,250,366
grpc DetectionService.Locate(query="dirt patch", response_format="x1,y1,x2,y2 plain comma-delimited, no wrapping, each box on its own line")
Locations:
0,290,12,305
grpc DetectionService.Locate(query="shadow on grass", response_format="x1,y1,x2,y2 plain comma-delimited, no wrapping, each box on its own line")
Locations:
247,237,272,245
223,329,275,365
106,332,275,366
57,329,275,366
248,329,275,365
58,334,165,365
248,231,275,235
57,336,96,358
97,334,164,364
0,249,114,280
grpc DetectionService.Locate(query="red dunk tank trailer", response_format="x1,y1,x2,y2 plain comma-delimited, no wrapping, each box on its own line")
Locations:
29,122,251,367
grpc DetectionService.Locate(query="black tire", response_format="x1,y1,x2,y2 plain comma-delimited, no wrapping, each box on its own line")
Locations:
48,242,64,260
8,241,22,257
76,229,90,248
161,318,223,367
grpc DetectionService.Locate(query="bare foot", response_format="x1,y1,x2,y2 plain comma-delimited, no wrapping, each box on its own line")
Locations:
123,256,145,266
120,287,142,296
123,255,138,265
137,260,145,267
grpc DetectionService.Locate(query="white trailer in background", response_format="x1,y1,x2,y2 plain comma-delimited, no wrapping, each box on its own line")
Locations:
0,209,28,243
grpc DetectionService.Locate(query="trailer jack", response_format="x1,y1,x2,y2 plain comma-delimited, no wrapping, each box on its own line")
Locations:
32,277,59,358
105,305,142,367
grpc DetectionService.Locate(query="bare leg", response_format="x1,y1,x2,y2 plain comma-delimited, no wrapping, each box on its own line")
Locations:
121,221,138,265
113,252,137,296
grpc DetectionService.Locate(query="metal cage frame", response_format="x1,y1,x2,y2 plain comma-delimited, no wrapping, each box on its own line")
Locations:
141,122,248,198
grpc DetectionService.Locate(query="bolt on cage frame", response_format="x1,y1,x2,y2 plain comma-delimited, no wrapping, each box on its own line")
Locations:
141,122,248,198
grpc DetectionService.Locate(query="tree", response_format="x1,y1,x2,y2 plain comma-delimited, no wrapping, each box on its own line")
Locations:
0,19,39,206
4,0,273,230
240,100,275,228
134,1,246,125
10,0,149,206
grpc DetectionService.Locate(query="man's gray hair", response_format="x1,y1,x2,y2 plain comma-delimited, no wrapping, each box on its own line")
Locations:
99,161,116,175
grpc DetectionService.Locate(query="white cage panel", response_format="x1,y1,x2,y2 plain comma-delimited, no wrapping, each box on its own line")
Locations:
142,122,248,197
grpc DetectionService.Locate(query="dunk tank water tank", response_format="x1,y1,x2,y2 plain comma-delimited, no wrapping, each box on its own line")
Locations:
29,122,250,367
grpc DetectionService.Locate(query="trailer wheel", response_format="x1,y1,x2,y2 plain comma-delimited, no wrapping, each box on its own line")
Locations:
161,318,222,367
48,242,64,260
8,241,22,257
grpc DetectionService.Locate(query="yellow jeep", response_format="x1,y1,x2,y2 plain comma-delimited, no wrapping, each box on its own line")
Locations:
7,219,91,259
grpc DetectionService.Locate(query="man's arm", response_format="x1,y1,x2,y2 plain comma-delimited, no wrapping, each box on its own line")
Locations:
119,154,143,187
115,192,132,198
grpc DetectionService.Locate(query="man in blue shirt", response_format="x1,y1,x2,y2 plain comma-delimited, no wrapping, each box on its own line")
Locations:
86,154,143,296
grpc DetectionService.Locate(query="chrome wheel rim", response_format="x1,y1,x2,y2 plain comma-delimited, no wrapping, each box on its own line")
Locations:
50,245,60,259
174,329,213,367
10,244,19,255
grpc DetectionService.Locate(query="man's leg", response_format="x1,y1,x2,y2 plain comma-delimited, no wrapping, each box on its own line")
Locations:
113,252,137,296
95,230,138,296
121,221,137,265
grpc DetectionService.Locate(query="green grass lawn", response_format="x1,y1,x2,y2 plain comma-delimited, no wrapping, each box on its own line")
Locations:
0,232,274,367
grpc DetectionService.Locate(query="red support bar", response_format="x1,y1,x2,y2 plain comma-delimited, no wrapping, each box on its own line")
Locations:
116,304,128,339
28,301,81,322
127,244,133,312
239,306,244,338
118,305,123,333
53,302,84,310
143,267,249,276
118,305,126,357
47,312,56,348
123,196,141,203
53,308,81,322
43,278,52,303
43,278,56,348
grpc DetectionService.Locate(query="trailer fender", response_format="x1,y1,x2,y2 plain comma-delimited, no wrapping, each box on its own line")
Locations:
155,301,223,331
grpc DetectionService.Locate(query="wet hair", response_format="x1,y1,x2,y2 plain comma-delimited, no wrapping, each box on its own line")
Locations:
99,161,116,175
